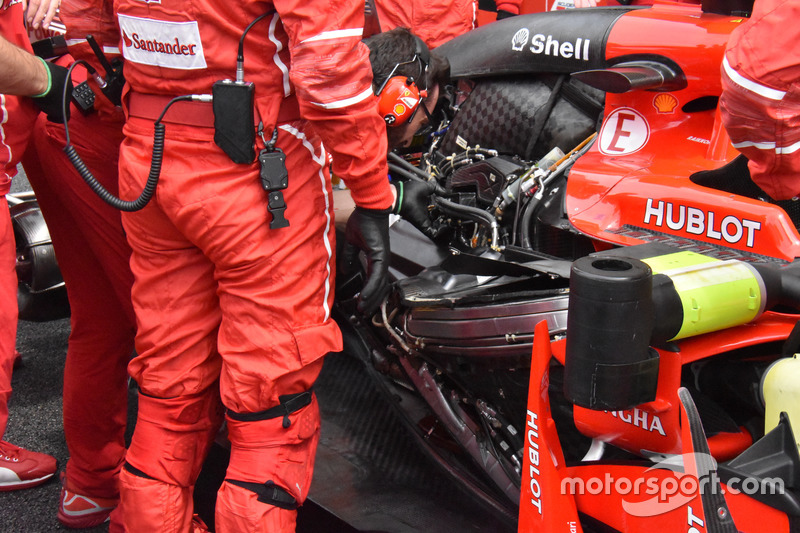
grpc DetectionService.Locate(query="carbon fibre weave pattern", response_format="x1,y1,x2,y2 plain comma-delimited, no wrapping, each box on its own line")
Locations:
440,76,602,162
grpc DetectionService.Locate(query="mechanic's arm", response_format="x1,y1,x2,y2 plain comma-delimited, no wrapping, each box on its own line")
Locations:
280,0,395,315
280,2,392,210
0,34,72,122
0,34,50,95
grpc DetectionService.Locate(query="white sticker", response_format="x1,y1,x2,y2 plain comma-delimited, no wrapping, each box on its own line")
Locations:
598,107,650,155
551,0,575,10
118,14,207,70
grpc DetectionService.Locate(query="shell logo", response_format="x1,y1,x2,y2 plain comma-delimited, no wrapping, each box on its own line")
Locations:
512,28,530,51
653,93,678,114
393,103,408,117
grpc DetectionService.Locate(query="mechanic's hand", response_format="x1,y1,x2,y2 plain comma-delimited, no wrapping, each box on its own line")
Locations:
496,9,517,19
25,0,60,30
392,179,441,240
32,58,71,123
342,207,391,316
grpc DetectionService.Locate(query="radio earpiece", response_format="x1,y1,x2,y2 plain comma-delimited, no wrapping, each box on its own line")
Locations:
377,76,428,126
375,35,431,127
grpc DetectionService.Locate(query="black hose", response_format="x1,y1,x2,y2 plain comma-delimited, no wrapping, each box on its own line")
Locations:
435,196,496,228
388,162,426,183
518,194,542,249
388,151,430,181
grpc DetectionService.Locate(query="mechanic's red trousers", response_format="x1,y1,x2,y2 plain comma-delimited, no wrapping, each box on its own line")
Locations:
0,199,16,439
216,361,322,532
22,104,135,501
117,111,341,531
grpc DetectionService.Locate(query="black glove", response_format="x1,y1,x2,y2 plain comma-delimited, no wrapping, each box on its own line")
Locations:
393,179,440,240
341,207,391,316
497,9,517,20
32,58,72,123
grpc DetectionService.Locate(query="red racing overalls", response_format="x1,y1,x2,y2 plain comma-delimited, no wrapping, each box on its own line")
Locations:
375,0,479,48
719,0,800,200
112,0,393,530
21,0,134,513
0,0,40,442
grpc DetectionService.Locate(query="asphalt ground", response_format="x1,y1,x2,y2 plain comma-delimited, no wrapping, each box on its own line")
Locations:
5,317,99,533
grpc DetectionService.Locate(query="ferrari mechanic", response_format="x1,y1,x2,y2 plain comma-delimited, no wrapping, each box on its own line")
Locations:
111,0,395,530
20,0,132,527
0,0,61,494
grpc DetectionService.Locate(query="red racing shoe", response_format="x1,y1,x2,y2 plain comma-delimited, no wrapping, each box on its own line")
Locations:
58,474,118,528
0,440,57,491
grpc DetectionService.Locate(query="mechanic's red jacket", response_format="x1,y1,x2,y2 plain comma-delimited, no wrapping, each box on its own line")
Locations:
375,0,479,49
115,0,393,210
723,0,800,99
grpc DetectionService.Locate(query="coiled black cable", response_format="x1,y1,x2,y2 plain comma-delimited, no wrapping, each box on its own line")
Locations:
64,123,165,212
60,60,178,211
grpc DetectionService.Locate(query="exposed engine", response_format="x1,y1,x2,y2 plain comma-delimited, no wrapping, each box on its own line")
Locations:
337,73,608,516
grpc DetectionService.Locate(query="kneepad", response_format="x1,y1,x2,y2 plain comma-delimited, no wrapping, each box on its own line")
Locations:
224,389,320,504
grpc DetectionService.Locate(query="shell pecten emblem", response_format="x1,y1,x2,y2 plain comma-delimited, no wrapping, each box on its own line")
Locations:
393,102,408,118
653,93,678,114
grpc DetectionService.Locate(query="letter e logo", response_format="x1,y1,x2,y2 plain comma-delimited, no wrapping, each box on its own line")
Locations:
599,108,650,156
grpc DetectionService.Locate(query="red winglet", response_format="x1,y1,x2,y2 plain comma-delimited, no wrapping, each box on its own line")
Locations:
518,319,583,533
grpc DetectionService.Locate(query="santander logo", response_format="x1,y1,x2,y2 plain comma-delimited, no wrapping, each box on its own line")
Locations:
122,30,198,56
117,14,207,69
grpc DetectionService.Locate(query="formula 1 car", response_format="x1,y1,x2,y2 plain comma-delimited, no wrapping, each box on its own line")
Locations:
334,1,800,531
